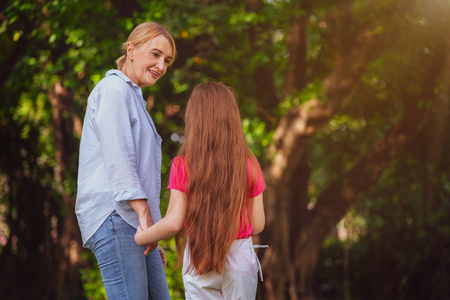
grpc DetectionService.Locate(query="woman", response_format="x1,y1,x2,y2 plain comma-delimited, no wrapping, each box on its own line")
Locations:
76,22,176,299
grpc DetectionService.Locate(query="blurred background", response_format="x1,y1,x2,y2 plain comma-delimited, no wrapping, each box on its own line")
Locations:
1,0,449,299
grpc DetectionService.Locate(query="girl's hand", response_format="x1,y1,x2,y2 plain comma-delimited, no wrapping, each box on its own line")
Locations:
140,217,156,256
139,216,157,255
135,225,157,255
158,244,167,268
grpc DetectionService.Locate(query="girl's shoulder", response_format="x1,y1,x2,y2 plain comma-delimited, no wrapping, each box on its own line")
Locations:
168,155,188,192
247,157,266,196
173,155,185,166
247,156,261,172
171,155,189,174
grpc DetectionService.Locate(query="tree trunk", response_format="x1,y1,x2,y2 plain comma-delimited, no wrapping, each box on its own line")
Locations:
283,2,311,97
48,81,84,299
246,0,279,120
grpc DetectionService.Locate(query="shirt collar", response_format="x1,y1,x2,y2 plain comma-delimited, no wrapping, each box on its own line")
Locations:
105,69,140,88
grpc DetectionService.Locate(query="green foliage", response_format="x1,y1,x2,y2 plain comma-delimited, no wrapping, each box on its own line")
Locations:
80,252,107,300
279,80,326,115
161,236,185,300
316,236,376,300
242,116,273,164
314,105,450,299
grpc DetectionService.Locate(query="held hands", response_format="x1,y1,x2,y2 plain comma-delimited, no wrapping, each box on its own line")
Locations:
135,225,167,268
137,216,157,255
128,199,156,255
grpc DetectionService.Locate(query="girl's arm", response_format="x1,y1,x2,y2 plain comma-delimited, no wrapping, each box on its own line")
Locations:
135,189,187,246
251,193,265,235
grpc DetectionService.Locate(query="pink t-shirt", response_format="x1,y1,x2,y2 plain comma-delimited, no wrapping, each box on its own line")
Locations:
167,156,266,239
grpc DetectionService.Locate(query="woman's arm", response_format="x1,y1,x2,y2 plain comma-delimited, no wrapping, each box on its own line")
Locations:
129,199,154,230
135,189,187,246
251,193,265,235
95,83,148,202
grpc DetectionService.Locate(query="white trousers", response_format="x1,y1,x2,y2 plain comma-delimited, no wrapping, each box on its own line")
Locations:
182,237,267,300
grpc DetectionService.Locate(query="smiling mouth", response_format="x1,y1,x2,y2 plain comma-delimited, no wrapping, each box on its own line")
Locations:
150,70,159,77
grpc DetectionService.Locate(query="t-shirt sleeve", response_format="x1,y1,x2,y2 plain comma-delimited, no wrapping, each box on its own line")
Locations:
167,156,188,193
249,158,266,198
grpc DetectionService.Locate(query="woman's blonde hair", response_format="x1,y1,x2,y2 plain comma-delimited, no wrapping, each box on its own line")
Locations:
116,22,176,70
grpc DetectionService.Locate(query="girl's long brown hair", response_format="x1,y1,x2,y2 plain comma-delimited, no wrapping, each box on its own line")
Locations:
175,82,260,275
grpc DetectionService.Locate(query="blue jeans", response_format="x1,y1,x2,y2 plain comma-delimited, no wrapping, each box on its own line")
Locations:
86,211,170,300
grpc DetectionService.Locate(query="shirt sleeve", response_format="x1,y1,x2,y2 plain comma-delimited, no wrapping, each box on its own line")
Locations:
249,158,266,198
167,156,188,193
93,82,147,202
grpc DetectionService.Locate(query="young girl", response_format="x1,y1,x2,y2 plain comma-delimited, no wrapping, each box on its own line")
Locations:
135,81,266,299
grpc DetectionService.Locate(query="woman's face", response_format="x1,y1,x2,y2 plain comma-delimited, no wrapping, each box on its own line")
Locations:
127,35,173,87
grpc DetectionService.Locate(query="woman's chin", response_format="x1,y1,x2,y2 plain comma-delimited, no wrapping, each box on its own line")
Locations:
143,77,158,87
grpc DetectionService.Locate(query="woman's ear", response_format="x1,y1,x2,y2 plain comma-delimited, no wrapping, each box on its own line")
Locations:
126,43,135,61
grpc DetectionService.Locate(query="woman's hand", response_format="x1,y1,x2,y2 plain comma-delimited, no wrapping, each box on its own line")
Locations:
138,212,157,255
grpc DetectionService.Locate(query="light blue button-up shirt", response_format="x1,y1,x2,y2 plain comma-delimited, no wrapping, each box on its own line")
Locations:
76,70,162,245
